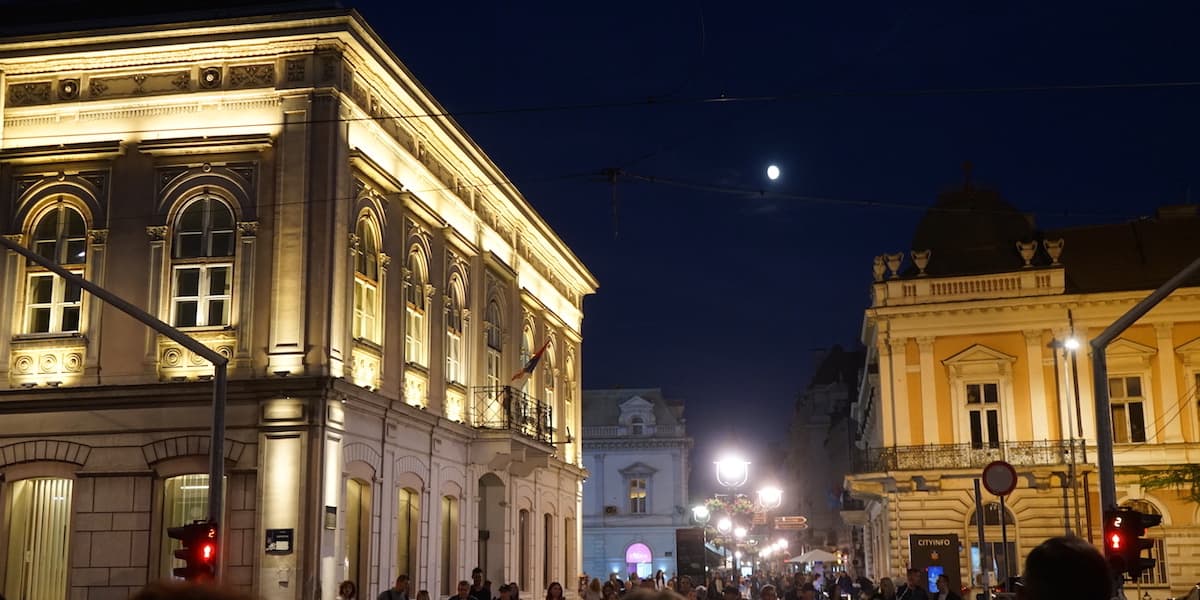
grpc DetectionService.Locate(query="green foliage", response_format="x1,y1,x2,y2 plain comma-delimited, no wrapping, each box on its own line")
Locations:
1132,465,1200,504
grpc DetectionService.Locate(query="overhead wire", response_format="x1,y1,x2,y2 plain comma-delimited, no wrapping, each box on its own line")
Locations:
1113,382,1197,455
4,77,1200,143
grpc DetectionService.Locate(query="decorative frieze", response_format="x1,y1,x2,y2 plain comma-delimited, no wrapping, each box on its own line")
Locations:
157,330,235,381
350,342,381,390
227,63,276,88
9,336,87,388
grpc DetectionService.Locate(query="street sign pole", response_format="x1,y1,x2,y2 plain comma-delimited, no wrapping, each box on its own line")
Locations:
973,479,991,600
0,236,228,577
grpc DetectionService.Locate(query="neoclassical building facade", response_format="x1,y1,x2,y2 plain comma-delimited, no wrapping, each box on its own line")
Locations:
0,6,596,600
580,389,692,580
845,185,1200,598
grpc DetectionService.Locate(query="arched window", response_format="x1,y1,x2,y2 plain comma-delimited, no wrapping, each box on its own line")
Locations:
485,301,503,389
518,509,531,591
25,203,86,334
520,324,533,367
543,352,556,411
446,275,465,384
968,502,1018,585
345,478,372,590
543,513,555,588
3,477,73,599
1122,499,1167,585
171,196,235,327
352,218,381,343
440,495,459,596
405,251,428,366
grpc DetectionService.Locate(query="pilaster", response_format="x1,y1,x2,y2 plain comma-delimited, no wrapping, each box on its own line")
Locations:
267,95,313,376
144,226,167,377
1154,322,1184,443
0,234,22,382
917,336,938,444
81,229,108,379
235,221,258,375
1023,329,1050,440
889,337,912,446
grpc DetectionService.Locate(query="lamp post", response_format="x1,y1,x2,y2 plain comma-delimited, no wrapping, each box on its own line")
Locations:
693,505,712,581
1049,337,1082,536
715,456,751,489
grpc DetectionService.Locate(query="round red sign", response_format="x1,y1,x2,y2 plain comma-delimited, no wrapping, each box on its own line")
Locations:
982,460,1017,496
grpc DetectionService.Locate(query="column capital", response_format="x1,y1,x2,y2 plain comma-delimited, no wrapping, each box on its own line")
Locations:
1154,321,1174,339
88,228,108,244
1023,329,1044,343
915,336,935,351
145,225,168,241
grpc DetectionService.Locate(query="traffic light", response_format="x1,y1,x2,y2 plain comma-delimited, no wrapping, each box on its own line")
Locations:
167,521,219,581
1102,507,1161,579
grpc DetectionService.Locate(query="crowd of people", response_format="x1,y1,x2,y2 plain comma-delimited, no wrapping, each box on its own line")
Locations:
62,536,1110,600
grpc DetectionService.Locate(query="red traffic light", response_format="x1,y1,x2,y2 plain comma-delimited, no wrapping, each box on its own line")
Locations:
167,521,219,581
1108,531,1123,551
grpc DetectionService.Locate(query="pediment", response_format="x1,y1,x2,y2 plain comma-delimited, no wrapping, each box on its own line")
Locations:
619,396,654,411
942,344,1016,378
1176,336,1200,368
619,461,658,477
1106,338,1157,369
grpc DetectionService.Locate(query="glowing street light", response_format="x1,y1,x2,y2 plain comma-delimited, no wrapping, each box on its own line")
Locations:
715,455,751,488
734,526,747,539
716,516,733,534
1064,337,1081,350
757,485,783,510
692,505,711,524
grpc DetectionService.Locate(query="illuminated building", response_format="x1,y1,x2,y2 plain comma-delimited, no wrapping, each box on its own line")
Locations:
844,182,1200,597
580,389,692,580
0,5,596,600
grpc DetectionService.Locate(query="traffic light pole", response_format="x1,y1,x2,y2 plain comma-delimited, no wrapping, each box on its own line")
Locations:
0,236,228,560
1089,254,1200,597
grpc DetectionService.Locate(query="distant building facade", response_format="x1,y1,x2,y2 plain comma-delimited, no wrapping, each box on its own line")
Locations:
581,389,692,579
845,182,1200,597
0,7,596,600
783,346,864,564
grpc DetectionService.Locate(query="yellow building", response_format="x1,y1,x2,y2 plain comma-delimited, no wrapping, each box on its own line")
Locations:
845,185,1200,598
0,5,596,600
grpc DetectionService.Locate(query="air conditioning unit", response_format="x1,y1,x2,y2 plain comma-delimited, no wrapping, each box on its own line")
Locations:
604,505,618,515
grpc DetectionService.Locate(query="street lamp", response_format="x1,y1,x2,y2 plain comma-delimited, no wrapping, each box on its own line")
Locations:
757,485,783,510
693,505,711,524
715,455,751,489
717,516,733,534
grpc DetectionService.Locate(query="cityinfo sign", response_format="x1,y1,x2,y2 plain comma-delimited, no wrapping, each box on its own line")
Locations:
909,534,962,594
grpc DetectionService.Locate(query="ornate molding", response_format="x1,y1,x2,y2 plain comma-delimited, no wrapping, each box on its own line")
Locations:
146,225,168,241
379,253,391,271
1154,322,1173,339
348,232,361,251
88,229,109,244
423,283,436,300
3,234,23,245
238,221,258,237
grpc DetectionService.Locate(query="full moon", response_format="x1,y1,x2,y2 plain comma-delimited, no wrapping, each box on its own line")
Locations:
766,164,780,180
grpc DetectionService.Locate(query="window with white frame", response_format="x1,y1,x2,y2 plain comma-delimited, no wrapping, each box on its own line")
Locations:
352,218,381,343
628,478,648,514
966,382,1001,449
1123,499,1167,585
543,353,556,432
161,474,210,578
171,197,235,328
485,301,503,388
24,204,87,334
405,251,428,366
1110,375,1147,443
446,275,465,383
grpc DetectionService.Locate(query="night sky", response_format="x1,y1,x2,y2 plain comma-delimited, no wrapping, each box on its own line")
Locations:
353,1,1200,491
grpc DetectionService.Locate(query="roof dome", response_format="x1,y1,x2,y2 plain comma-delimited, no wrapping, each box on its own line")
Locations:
910,186,1034,277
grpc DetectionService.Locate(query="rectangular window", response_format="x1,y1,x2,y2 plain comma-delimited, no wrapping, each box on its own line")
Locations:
5,478,73,600
1109,376,1147,443
1132,538,1168,585
486,348,502,388
447,330,462,383
353,279,378,342
172,265,231,328
969,541,1017,585
405,306,426,366
628,478,647,514
966,382,1001,449
24,272,82,334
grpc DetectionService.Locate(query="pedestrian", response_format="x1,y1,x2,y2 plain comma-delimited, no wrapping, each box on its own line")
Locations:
454,581,473,600
868,578,895,600
379,576,411,600
895,569,928,600
586,578,603,600
1018,535,1110,600
547,582,566,600
338,581,358,600
471,569,491,600
723,582,743,600
416,591,430,600
511,582,522,600
932,575,960,600
500,584,515,600
760,584,778,600
655,571,667,591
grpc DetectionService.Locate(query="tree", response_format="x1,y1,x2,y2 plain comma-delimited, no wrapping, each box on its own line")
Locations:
1133,465,1200,504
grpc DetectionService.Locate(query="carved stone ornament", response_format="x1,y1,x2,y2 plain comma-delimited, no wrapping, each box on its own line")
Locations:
423,283,436,299
88,229,109,244
910,249,932,276
4,233,25,245
379,253,391,270
1016,240,1039,267
461,308,471,324
348,232,361,251
237,221,258,236
885,253,904,278
1043,238,1064,265
146,225,168,241
872,256,887,282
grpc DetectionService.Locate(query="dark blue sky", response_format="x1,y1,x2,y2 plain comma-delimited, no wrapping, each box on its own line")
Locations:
356,1,1200,489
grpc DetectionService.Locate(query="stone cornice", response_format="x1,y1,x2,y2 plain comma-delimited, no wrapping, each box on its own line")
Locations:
582,438,693,450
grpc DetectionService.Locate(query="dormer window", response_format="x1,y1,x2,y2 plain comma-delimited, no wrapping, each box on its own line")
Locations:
631,416,644,436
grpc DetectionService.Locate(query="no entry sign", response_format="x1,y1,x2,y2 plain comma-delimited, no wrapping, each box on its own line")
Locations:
982,460,1017,496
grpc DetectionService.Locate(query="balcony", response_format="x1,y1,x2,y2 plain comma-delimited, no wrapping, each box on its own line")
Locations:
851,440,1083,473
468,386,556,476
871,268,1064,307
470,386,554,445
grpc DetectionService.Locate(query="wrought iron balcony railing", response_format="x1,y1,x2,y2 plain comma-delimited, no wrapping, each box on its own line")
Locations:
851,440,1084,473
471,386,554,445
